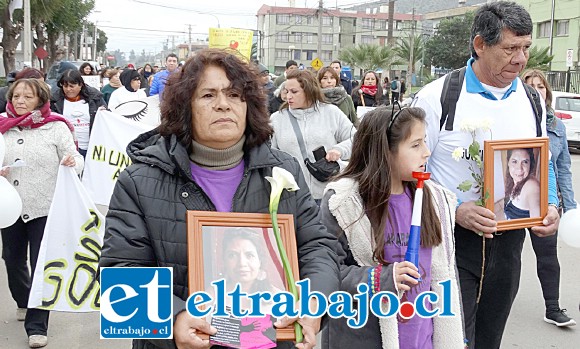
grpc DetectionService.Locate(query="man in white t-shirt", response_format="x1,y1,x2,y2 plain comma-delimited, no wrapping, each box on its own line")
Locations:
412,2,561,348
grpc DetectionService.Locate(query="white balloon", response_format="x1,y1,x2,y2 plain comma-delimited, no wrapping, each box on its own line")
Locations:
0,132,5,165
559,209,580,248
0,176,22,228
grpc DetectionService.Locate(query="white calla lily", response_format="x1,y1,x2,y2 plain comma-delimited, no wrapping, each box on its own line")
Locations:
264,166,303,341
265,167,300,213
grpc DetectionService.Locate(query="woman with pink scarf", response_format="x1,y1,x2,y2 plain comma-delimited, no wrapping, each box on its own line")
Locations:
0,78,83,348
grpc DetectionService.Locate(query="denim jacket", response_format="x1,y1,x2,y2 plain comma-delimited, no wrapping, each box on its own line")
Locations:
547,113,578,212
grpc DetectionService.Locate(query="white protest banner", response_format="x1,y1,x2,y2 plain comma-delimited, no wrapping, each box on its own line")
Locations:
82,110,155,206
356,106,376,121
29,166,104,312
82,75,101,89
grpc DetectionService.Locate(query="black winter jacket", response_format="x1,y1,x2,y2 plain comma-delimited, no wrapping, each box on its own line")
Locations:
99,130,340,349
49,86,106,133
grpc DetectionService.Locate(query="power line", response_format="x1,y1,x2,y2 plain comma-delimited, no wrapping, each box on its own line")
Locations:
128,0,255,16
98,25,190,34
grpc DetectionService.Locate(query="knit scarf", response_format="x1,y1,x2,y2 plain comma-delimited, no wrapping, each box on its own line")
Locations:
108,79,122,88
322,86,348,105
189,135,245,170
360,84,377,96
0,101,75,138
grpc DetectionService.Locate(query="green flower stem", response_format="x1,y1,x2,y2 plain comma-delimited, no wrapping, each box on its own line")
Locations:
270,209,303,343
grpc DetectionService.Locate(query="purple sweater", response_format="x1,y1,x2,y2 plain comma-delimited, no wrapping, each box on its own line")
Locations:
189,160,245,212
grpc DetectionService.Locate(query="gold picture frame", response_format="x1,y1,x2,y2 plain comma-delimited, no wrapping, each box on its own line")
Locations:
483,138,549,231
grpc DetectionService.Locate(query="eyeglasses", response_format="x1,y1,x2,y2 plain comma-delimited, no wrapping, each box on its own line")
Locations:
132,77,141,81
388,101,404,132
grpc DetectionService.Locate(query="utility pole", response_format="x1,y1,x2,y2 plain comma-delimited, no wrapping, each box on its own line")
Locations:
548,0,555,70
317,0,323,60
93,23,98,61
23,0,32,66
387,1,395,46
188,24,192,58
408,2,416,91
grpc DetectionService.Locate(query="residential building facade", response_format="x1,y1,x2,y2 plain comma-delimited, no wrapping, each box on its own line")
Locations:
256,5,420,76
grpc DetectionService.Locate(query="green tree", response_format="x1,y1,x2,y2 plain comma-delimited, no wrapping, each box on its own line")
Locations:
251,42,257,62
395,34,424,74
425,12,474,70
525,46,553,70
44,0,95,66
129,49,136,63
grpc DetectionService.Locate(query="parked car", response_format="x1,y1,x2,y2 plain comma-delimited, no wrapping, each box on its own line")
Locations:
552,91,580,149
45,61,79,90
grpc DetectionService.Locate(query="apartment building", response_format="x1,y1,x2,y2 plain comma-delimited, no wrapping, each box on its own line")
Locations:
256,5,420,75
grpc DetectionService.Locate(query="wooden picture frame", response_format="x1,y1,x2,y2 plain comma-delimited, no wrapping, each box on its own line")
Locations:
483,138,549,231
186,211,299,341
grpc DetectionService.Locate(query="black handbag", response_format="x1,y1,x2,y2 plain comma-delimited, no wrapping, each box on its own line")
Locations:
304,157,340,182
287,110,340,182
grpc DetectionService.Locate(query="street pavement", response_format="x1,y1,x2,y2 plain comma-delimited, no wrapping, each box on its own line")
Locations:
1,156,580,349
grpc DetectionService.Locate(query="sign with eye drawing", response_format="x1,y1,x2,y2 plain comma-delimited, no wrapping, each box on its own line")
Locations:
81,108,158,206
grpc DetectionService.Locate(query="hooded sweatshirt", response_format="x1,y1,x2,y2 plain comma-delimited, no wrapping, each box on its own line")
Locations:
108,69,147,111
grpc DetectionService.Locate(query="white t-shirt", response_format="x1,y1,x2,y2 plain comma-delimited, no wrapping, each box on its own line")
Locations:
63,100,91,150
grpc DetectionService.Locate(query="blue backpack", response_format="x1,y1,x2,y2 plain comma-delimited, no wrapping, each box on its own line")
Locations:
391,80,398,90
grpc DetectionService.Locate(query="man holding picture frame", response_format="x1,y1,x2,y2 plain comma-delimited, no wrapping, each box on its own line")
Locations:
412,2,560,348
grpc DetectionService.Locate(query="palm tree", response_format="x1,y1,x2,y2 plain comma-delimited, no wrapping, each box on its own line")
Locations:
339,44,402,77
395,34,424,75
525,46,554,71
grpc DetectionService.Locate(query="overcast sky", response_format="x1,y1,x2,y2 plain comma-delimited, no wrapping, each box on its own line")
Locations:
91,0,368,54
89,0,372,54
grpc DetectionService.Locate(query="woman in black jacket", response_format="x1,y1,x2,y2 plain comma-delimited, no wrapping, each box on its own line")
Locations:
351,70,387,107
99,49,339,349
50,69,106,158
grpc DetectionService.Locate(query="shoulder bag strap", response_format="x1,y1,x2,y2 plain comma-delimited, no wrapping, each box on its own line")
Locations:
286,109,310,161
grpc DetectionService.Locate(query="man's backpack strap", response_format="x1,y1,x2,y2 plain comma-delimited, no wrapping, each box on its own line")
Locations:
439,67,467,131
522,81,543,137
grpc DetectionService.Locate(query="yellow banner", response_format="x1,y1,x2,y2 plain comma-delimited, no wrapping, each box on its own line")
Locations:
208,28,254,61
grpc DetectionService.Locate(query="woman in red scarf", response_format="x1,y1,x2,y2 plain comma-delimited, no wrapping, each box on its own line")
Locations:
0,78,83,348
352,71,386,108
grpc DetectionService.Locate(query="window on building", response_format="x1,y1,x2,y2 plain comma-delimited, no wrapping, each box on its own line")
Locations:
276,49,288,59
295,15,302,24
322,16,332,26
276,31,289,42
322,50,333,61
361,35,374,44
277,14,290,24
537,21,550,38
362,18,372,29
306,16,314,25
322,34,333,44
377,20,386,30
294,50,302,60
556,20,569,36
306,50,316,60
396,20,402,30
305,33,317,43
294,32,302,43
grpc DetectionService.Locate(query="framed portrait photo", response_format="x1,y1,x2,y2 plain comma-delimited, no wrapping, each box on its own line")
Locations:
483,137,549,231
186,211,299,341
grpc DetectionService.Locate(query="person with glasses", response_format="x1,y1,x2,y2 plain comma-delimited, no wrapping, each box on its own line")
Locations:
412,3,560,348
50,69,107,159
107,69,147,111
319,106,464,349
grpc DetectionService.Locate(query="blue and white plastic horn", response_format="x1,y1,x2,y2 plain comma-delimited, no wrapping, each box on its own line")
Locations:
404,171,431,279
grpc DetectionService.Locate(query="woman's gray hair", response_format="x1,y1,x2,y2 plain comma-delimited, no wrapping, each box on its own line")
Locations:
470,1,533,59
273,81,286,98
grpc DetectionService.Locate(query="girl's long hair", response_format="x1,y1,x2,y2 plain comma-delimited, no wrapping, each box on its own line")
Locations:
334,106,442,264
